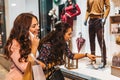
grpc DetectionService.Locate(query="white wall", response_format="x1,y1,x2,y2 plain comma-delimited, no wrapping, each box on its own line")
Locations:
5,0,25,38
26,0,39,19
5,0,39,38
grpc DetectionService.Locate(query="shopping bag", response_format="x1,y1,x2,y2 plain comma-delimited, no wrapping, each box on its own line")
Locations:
32,64,46,80
23,62,33,80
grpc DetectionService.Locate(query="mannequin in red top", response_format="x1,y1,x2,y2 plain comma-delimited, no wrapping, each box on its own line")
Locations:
61,0,81,28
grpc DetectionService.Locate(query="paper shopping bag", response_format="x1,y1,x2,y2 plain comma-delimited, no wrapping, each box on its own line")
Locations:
32,64,46,80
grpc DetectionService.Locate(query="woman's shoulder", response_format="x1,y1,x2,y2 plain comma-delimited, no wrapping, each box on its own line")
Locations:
11,39,20,51
12,39,19,44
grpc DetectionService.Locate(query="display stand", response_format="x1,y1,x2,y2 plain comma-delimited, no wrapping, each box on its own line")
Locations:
64,54,78,69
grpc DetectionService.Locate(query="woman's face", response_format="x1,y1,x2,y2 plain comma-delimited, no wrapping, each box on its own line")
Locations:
29,17,39,36
68,0,72,4
64,27,72,41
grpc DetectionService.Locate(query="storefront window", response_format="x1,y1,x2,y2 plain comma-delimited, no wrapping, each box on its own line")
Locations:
0,0,6,48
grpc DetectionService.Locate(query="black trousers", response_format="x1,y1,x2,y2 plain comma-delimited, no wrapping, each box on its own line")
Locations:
89,18,106,65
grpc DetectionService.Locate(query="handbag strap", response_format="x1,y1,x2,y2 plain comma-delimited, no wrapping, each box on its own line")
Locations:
11,59,24,74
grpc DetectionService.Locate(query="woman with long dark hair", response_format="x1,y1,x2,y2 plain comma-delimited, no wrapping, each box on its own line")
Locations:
4,13,45,80
37,22,96,80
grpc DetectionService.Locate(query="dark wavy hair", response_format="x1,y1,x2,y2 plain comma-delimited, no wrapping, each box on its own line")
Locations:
38,22,71,63
65,0,76,7
4,13,38,62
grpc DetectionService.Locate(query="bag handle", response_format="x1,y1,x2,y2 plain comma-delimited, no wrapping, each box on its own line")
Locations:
11,59,24,74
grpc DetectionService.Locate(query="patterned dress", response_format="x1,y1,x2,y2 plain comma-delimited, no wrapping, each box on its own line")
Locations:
37,42,74,66
37,42,75,79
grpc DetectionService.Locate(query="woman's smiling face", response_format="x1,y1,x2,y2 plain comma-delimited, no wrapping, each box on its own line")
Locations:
64,27,72,41
29,17,40,36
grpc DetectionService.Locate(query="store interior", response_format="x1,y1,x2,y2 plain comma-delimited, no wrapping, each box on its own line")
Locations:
0,0,120,80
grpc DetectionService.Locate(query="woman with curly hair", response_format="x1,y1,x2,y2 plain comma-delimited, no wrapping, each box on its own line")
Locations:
37,22,96,80
4,13,45,80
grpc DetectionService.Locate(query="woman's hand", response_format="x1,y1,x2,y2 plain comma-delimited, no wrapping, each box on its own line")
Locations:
29,32,40,55
87,54,96,61
37,60,46,69
65,13,71,18
32,36,40,48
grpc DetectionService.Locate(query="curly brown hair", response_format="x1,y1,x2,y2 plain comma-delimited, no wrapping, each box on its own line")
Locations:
38,22,71,63
4,13,38,62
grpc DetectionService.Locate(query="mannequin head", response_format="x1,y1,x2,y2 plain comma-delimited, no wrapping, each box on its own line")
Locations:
66,0,76,6
68,0,72,4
